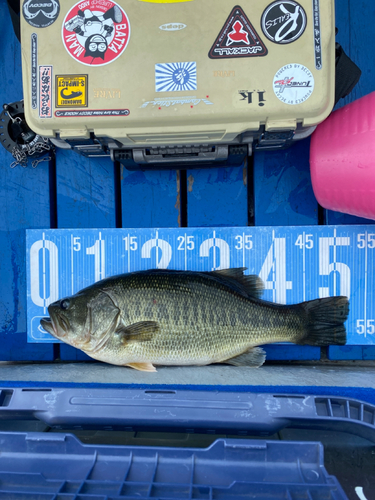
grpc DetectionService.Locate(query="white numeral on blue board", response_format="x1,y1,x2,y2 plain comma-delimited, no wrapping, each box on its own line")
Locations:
177,235,195,251
30,234,59,313
199,231,230,270
86,233,105,282
259,234,292,304
141,232,172,269
356,319,375,335
235,234,253,250
357,233,375,249
72,237,81,252
319,230,351,299
124,235,138,251
295,234,314,249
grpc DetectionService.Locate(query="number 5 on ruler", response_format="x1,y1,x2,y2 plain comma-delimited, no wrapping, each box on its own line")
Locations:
319,230,350,298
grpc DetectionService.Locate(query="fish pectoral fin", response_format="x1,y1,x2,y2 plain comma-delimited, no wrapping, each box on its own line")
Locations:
126,362,157,372
222,347,266,368
116,321,160,343
209,268,264,299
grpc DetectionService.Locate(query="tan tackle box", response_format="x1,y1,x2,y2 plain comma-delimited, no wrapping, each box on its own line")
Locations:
20,0,335,168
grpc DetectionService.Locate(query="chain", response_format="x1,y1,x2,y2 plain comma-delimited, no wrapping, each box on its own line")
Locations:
10,138,55,168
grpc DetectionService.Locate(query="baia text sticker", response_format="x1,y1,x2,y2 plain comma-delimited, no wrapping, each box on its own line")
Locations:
62,0,130,67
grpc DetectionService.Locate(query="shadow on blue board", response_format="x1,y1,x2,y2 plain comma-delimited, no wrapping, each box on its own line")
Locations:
328,346,375,360
253,139,319,227
264,345,320,361
60,345,92,361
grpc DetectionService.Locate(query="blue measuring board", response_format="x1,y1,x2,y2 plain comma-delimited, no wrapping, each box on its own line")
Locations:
26,227,374,351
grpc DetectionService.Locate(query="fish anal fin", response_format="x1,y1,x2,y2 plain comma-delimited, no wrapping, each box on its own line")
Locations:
223,347,266,368
117,321,159,343
209,268,264,299
126,362,157,372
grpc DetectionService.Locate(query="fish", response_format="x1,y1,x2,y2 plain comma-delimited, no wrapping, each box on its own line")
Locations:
40,268,349,372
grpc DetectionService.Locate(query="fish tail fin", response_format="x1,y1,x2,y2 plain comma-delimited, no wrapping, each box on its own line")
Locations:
297,296,349,346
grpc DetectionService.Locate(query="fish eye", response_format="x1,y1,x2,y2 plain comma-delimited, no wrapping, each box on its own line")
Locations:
60,299,70,310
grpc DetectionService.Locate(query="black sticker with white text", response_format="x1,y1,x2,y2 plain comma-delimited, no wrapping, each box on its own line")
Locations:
261,1,306,44
55,109,129,117
312,0,322,69
23,0,60,28
31,34,38,109
209,5,268,59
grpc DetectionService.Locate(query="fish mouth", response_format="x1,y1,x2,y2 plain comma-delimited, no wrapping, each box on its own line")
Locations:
40,317,55,336
40,312,70,339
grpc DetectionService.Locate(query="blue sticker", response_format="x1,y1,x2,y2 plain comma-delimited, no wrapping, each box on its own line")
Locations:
155,61,197,92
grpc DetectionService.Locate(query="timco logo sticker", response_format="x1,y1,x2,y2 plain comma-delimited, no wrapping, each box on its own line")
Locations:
209,5,268,59
62,1,130,66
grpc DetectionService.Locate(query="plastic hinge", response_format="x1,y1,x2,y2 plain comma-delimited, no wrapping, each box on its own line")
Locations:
0,389,374,443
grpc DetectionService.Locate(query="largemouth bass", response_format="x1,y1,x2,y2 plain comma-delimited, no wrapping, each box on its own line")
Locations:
41,268,349,372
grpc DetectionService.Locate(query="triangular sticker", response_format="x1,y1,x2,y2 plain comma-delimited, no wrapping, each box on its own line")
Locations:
209,5,268,59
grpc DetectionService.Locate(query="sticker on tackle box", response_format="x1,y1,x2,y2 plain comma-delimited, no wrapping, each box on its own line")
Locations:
62,0,130,67
26,226,375,344
56,75,88,107
273,64,314,104
209,6,268,59
39,65,52,118
261,1,307,44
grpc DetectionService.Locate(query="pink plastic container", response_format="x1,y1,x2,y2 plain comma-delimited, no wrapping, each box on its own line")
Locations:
310,91,375,220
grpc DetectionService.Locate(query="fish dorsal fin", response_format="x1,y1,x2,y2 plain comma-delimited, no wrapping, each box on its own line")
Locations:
126,362,157,372
116,321,160,343
223,347,266,368
209,268,264,299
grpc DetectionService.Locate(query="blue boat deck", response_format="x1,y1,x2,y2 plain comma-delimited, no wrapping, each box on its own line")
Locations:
0,0,374,365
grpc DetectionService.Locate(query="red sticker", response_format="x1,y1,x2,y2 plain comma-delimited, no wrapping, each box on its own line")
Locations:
62,0,130,66
209,5,268,59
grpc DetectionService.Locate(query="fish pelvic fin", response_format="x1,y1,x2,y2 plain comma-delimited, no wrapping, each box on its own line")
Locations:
297,296,349,346
222,347,266,368
209,268,264,299
117,321,160,343
126,362,157,372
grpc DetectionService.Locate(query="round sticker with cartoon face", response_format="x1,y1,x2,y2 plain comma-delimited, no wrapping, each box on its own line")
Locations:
62,1,130,66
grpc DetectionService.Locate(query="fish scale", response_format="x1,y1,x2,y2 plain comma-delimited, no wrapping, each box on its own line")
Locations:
94,272,305,364
40,269,349,371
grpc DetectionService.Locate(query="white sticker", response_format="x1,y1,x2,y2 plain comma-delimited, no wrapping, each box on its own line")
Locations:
355,487,369,500
159,23,186,31
273,63,314,105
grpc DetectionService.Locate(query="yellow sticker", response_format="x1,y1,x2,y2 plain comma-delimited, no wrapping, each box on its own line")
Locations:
56,75,88,108
139,0,193,3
